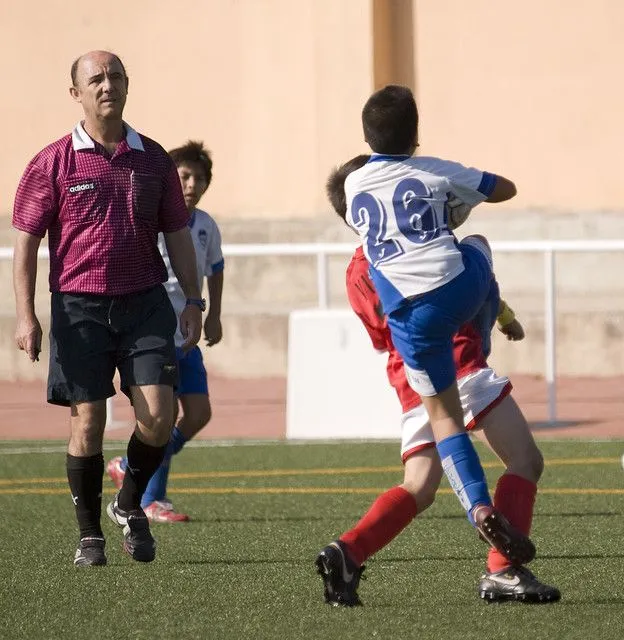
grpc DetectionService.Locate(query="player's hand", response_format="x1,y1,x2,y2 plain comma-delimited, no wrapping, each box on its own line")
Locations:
15,314,43,362
498,318,525,341
179,304,202,353
203,314,222,347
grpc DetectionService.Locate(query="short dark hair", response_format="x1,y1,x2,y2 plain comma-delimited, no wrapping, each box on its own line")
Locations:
168,140,213,187
70,53,127,87
361,85,418,154
326,154,370,220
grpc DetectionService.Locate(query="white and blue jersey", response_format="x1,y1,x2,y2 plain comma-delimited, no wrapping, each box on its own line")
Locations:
158,208,224,348
344,155,496,314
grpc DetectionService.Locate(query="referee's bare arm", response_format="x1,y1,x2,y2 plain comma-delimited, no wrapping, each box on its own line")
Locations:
13,230,43,361
164,227,203,350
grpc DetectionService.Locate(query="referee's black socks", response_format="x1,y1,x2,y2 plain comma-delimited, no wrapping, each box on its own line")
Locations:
117,432,166,512
66,453,104,539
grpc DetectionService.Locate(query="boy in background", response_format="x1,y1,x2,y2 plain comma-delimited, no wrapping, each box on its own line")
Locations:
107,141,224,522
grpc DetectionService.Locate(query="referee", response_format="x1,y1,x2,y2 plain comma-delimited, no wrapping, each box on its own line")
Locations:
12,50,205,567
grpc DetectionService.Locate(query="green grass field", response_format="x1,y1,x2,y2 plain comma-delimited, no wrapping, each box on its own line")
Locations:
0,439,623,640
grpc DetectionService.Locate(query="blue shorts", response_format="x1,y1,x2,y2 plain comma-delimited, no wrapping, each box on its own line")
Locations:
175,346,208,396
470,278,500,360
387,241,493,396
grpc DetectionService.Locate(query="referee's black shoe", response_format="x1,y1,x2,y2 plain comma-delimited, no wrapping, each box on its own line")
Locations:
107,496,156,563
316,540,365,607
74,536,107,567
479,566,561,604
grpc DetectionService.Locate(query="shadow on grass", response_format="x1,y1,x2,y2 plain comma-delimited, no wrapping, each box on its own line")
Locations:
529,419,596,430
191,515,329,524
188,510,622,524
175,558,315,566
172,550,624,567
377,551,624,563
536,511,622,518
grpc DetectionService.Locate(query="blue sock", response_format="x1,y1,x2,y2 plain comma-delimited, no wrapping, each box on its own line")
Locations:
436,432,491,525
141,427,188,508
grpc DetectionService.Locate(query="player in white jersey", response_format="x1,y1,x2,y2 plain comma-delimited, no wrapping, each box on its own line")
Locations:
107,141,224,522
345,85,534,565
316,154,560,607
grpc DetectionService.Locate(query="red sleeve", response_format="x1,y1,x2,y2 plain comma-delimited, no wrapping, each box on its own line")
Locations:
158,159,190,233
346,254,389,351
13,161,58,238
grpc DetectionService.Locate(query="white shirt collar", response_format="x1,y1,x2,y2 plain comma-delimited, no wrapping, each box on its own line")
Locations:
71,121,145,152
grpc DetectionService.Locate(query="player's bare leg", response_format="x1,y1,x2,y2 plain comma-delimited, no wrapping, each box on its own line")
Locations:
106,384,174,562
421,385,535,566
143,393,211,522
474,396,560,603
107,392,212,523
316,448,441,606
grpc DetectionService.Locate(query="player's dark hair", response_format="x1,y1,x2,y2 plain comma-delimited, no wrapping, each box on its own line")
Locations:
362,85,418,154
70,53,127,87
326,154,370,221
169,140,213,187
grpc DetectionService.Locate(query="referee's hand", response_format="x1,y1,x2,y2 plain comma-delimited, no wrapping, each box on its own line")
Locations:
179,304,202,353
15,315,43,362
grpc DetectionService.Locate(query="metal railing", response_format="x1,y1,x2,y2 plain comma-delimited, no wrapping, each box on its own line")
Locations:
3,239,624,424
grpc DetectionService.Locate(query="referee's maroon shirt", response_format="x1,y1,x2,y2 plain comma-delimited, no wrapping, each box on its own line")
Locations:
13,122,190,295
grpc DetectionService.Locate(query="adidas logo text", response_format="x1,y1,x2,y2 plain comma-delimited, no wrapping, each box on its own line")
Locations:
69,183,95,193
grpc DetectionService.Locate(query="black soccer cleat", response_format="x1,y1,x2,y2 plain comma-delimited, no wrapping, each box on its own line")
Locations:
479,566,561,604
74,536,107,567
315,540,365,607
107,496,156,563
472,504,536,566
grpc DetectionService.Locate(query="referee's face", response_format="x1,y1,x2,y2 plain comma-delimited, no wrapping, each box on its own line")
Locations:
70,51,128,122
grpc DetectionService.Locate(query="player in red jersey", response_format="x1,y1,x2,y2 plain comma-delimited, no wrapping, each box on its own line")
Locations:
316,154,560,607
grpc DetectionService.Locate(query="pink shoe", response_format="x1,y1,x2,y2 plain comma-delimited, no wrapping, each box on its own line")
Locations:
144,500,190,523
106,456,125,489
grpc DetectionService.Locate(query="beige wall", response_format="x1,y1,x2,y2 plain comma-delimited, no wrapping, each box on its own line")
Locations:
414,0,624,212
0,0,372,219
3,1,624,222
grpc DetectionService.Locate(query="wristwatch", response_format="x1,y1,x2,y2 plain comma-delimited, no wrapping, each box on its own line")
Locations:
186,297,207,312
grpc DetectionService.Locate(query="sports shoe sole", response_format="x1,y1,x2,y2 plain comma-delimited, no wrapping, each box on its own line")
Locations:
476,510,536,566
479,588,561,604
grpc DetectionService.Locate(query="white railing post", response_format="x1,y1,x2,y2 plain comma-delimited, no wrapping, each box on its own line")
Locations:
544,249,557,423
105,397,114,429
316,251,329,308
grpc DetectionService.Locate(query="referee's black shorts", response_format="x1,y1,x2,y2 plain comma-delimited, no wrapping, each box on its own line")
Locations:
48,285,178,407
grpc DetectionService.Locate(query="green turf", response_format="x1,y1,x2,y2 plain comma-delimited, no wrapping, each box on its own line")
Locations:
0,440,623,639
